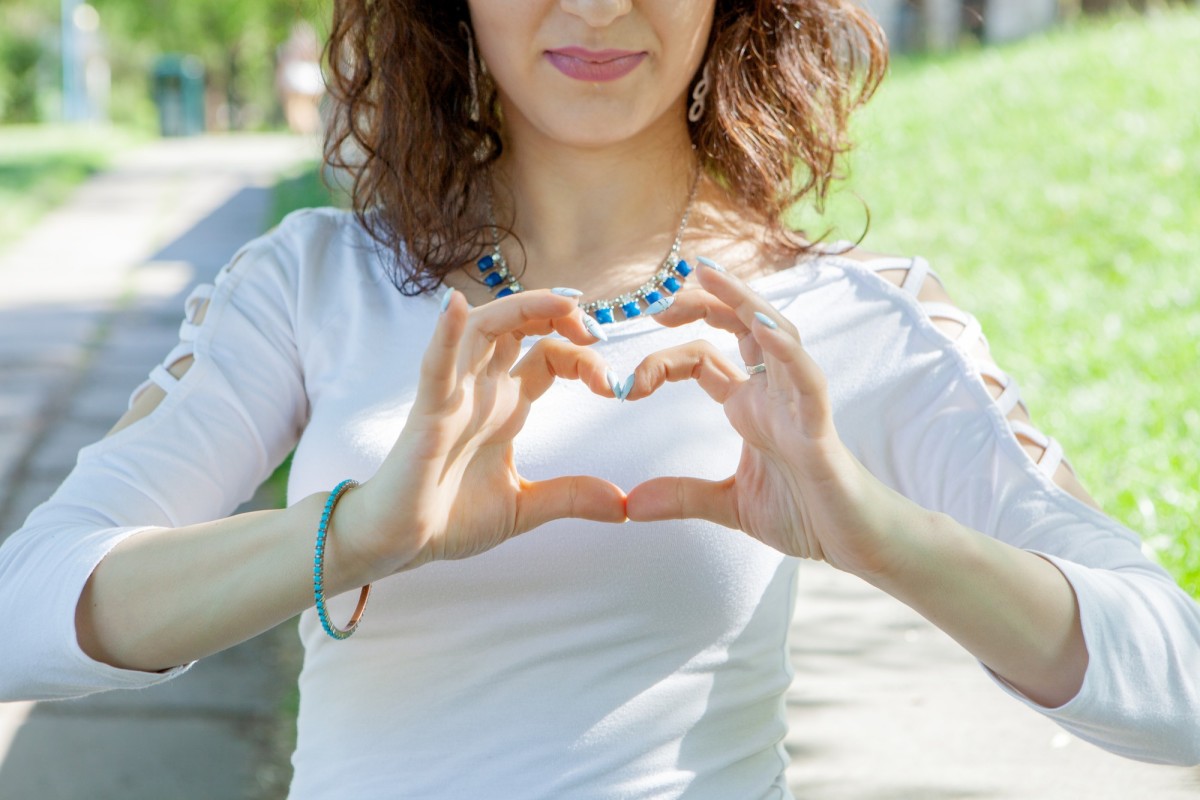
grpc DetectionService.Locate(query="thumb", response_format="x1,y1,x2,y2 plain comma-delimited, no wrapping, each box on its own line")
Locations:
515,475,628,532
625,476,738,529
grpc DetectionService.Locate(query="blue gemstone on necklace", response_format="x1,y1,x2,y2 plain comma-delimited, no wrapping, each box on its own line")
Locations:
483,271,504,288
622,301,641,318
478,255,495,271
663,276,681,293
496,286,515,298
644,291,662,305
675,260,692,276
595,307,615,324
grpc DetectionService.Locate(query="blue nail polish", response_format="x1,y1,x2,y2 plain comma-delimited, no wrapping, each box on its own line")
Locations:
552,287,584,298
619,374,635,402
439,287,455,313
697,256,727,273
646,296,675,315
582,311,608,342
606,368,621,398
754,311,778,330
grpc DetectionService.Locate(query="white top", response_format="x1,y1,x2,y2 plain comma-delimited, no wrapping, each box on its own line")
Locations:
2,207,1198,798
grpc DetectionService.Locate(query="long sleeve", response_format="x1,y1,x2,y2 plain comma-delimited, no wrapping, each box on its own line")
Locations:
812,257,1200,766
0,213,311,702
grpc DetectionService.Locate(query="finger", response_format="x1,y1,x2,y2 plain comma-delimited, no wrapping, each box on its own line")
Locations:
510,307,610,346
623,339,745,404
646,287,763,369
509,338,619,401
516,475,628,532
461,290,593,373
646,287,747,336
693,260,801,341
751,315,832,427
486,333,524,378
625,476,738,529
413,288,469,413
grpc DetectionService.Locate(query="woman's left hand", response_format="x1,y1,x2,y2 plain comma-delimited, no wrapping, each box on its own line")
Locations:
625,261,909,579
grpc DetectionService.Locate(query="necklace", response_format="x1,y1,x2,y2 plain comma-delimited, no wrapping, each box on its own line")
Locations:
475,166,701,324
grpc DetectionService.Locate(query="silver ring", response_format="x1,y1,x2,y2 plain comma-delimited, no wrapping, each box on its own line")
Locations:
745,363,767,375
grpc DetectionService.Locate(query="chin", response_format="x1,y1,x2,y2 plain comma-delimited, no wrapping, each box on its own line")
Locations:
517,98,677,150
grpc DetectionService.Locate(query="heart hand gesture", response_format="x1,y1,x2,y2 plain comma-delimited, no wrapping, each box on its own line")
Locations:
338,288,629,580
625,263,901,579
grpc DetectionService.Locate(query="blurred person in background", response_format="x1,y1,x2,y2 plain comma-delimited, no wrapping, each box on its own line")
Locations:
275,20,324,135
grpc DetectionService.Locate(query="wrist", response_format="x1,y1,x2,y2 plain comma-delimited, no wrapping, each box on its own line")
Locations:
291,488,379,594
310,480,429,585
839,463,943,587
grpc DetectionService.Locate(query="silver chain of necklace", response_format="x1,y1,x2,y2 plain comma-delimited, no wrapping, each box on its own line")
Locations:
477,166,702,324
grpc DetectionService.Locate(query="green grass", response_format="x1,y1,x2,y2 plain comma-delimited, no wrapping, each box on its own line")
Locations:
265,158,351,230
792,7,1200,594
0,123,150,253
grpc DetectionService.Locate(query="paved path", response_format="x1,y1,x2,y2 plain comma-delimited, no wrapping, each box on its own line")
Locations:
786,562,1199,798
1,132,1197,799
0,133,316,799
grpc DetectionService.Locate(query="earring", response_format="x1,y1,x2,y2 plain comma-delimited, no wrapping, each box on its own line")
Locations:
459,21,480,121
688,61,712,123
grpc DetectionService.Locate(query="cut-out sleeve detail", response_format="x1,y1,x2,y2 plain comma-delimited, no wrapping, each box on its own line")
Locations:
863,255,942,299
975,363,1028,418
866,255,1076,483
124,283,215,411
921,301,985,348
1008,419,1066,478
845,253,1200,766
0,223,307,702
183,283,213,322
147,364,179,394
899,255,931,296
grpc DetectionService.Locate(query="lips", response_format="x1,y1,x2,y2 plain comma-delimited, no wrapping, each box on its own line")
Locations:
545,47,648,82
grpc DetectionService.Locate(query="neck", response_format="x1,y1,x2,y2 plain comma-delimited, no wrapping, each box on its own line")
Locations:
489,106,703,292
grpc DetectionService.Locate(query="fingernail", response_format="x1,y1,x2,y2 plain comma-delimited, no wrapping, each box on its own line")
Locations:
552,287,583,298
697,256,726,273
606,368,621,398
754,311,778,330
581,310,608,342
646,296,675,315
620,373,636,402
439,287,455,313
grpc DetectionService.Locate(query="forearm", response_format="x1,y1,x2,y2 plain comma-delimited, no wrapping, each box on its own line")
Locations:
75,491,371,672
861,497,1088,709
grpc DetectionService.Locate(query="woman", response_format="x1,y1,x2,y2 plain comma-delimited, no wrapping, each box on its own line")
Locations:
2,1,1197,797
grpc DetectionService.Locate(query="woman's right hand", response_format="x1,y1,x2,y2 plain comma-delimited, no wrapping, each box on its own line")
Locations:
336,287,627,580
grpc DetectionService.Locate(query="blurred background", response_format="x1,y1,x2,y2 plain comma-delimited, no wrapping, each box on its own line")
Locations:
1,0,327,133
0,1,1197,798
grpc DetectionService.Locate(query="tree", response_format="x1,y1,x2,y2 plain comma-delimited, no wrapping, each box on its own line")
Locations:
92,0,328,129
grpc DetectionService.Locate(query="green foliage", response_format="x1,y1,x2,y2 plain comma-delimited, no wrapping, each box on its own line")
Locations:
91,0,329,130
0,28,45,122
266,158,349,230
793,8,1200,594
0,0,330,130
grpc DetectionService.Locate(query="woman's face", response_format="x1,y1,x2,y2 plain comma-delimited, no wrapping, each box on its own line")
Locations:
466,0,715,149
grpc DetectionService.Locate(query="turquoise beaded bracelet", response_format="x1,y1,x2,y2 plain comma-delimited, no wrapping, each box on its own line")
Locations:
313,478,372,640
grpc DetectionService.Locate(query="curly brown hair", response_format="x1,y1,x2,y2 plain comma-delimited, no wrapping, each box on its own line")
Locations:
322,1,889,296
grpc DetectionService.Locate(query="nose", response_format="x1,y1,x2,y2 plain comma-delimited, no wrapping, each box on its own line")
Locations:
560,0,633,27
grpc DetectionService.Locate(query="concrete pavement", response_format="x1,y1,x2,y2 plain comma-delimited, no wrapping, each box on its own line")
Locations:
0,133,316,799
1,131,1197,799
786,561,1200,798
